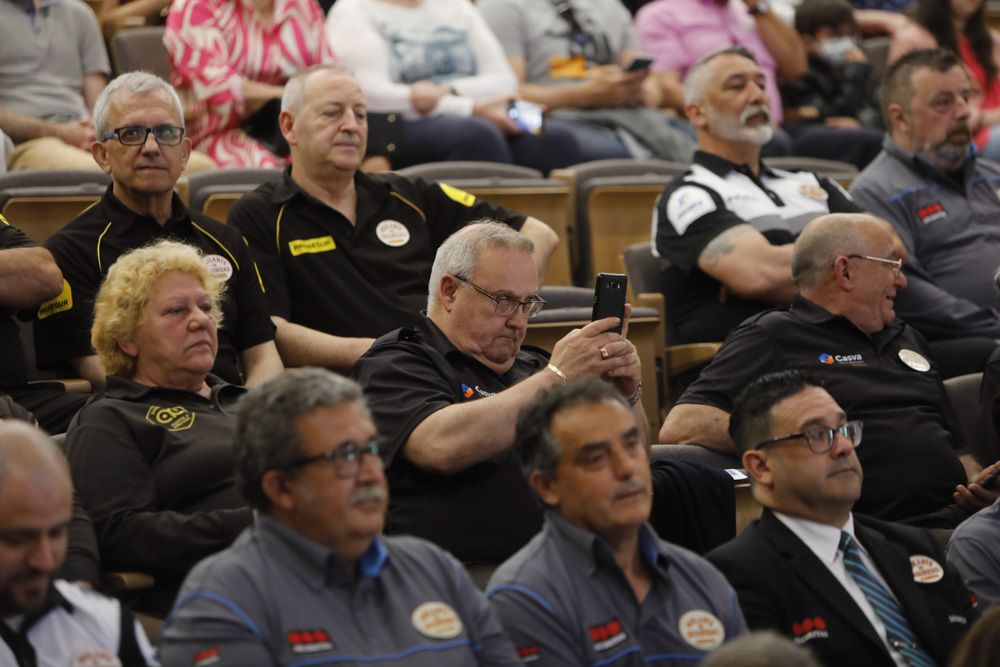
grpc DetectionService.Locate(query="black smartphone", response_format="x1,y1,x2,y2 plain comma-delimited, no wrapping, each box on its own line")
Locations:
592,273,628,334
980,467,1000,489
506,100,545,135
624,55,654,73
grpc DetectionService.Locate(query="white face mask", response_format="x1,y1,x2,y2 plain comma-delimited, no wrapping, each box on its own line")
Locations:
818,36,858,63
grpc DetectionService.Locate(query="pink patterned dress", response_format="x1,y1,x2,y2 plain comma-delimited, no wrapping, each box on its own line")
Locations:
165,0,334,167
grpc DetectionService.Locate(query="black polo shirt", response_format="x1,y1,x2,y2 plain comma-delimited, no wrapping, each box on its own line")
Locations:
679,295,967,521
228,169,527,339
0,214,35,388
653,151,859,343
353,315,545,563
34,188,275,385
65,375,251,604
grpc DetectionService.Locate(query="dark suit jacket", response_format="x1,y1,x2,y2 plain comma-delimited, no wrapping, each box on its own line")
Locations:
707,509,976,666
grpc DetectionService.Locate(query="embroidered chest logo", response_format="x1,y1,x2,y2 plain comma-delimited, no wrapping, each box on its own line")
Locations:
70,648,120,666
287,629,335,654
588,617,628,652
459,383,495,399
791,616,829,644
917,201,947,224
145,405,196,431
289,236,336,256
517,644,541,662
818,353,866,367
192,647,221,666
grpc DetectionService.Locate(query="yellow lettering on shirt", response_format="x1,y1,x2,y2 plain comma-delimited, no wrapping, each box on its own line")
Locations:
37,279,73,319
145,405,196,431
439,183,477,207
550,55,588,80
289,236,336,256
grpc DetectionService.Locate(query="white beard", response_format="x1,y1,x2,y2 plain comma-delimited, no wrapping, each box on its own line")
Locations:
706,103,774,145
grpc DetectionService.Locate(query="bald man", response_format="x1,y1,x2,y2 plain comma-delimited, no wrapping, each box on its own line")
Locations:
661,213,1000,529
0,422,155,666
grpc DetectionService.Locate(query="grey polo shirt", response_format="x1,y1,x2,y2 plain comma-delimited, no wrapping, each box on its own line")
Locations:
486,512,746,666
849,138,1000,340
159,515,520,666
0,0,109,122
947,498,1000,611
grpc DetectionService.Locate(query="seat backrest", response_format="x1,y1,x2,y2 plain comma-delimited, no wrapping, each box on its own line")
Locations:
552,159,687,285
860,36,892,87
396,161,543,181
944,371,999,466
109,26,169,78
0,170,111,190
0,187,107,244
187,168,284,217
621,241,664,297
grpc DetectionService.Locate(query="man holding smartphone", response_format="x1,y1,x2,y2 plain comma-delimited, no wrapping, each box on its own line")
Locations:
354,221,644,565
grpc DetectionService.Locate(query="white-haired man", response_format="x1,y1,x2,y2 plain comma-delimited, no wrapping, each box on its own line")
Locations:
653,46,860,345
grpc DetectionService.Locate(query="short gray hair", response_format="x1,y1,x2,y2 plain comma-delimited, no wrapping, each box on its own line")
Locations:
792,213,882,290
683,46,758,105
702,631,822,667
0,421,70,494
93,71,185,137
281,63,357,114
427,220,534,310
233,368,368,511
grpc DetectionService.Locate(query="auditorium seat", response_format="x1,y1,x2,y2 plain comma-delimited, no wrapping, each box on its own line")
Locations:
0,170,110,244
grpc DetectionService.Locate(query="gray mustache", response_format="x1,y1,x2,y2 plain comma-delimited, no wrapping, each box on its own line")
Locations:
740,104,771,124
349,483,388,506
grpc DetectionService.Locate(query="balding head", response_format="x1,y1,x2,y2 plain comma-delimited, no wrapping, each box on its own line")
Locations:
0,422,72,615
793,214,892,291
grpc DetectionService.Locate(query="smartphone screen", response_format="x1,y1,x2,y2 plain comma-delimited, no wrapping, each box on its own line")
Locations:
507,100,544,135
592,273,628,334
625,55,654,73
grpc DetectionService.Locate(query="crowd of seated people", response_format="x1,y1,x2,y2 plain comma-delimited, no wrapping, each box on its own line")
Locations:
9,0,1000,663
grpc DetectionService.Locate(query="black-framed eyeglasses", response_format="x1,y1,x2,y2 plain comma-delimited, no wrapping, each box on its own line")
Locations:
281,439,383,479
453,274,546,317
847,255,902,277
102,125,185,146
753,420,863,453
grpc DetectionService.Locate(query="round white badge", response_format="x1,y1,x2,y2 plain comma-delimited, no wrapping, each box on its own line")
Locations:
898,349,931,372
411,601,463,639
678,609,725,651
799,184,829,201
910,554,944,583
202,254,233,283
376,220,411,247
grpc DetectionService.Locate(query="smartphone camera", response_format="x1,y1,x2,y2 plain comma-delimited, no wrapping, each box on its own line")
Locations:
507,100,545,135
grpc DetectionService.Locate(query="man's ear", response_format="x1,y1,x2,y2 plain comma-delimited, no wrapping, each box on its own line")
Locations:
261,470,295,510
832,255,855,290
885,102,908,136
439,274,461,310
529,469,559,508
685,101,707,129
279,110,296,145
742,449,774,489
91,140,112,175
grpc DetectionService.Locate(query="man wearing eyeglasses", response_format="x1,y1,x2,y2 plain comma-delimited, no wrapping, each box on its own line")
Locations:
34,71,283,392
354,221,644,565
850,48,1000,363
160,367,522,665
229,65,558,375
662,212,1000,528
707,369,976,667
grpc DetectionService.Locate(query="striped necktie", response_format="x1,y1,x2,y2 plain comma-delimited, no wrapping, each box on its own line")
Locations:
839,532,937,667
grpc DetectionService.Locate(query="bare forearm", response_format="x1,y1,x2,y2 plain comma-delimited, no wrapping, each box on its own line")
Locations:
659,403,735,453
0,247,63,307
0,108,64,144
98,0,169,28
71,356,107,392
754,12,807,80
239,341,284,387
272,317,373,372
242,81,285,115
519,82,597,111
404,369,564,473
520,217,558,283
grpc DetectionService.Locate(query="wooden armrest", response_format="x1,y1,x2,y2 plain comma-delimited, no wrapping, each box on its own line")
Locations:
27,378,93,394
666,342,722,376
102,571,155,594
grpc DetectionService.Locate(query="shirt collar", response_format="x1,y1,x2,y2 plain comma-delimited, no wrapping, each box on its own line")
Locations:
544,511,669,579
101,186,190,232
773,510,857,567
1,581,74,635
268,166,383,205
256,515,388,590
790,293,904,340
104,373,236,402
693,150,771,179
882,136,977,187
